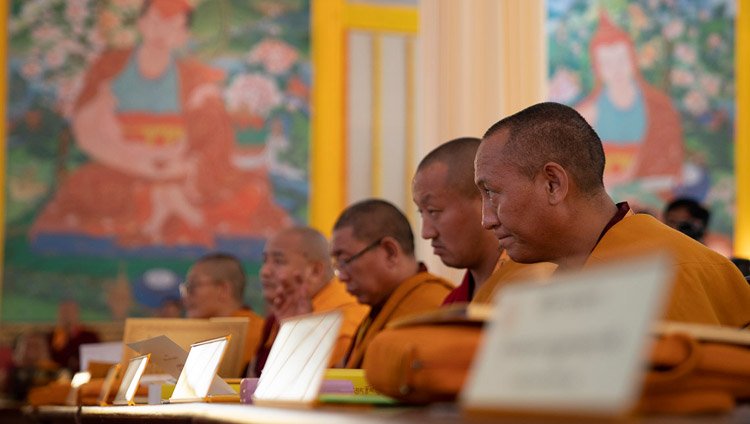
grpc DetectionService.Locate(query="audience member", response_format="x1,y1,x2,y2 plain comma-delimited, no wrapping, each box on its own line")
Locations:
252,226,369,375
9,332,59,401
181,253,265,372
412,137,556,304
330,199,452,368
475,102,750,327
49,300,99,373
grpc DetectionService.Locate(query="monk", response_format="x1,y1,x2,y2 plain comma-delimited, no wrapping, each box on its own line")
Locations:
330,199,453,368
252,226,369,375
475,102,750,327
181,253,265,372
412,137,556,304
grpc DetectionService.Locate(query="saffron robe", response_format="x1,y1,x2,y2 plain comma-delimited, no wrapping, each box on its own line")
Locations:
345,271,452,369
254,280,369,375
586,213,750,327
230,308,265,372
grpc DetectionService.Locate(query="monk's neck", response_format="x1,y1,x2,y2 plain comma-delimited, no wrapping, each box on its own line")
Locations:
469,249,502,292
555,196,619,272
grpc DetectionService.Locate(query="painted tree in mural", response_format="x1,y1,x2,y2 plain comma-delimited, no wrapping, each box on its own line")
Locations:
4,0,310,321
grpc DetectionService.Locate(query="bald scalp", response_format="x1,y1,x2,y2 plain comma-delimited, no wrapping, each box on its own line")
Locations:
483,102,606,196
275,226,335,281
417,137,481,199
333,199,415,256
195,253,246,302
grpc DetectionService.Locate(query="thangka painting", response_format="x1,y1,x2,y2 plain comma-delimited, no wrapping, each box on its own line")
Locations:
548,0,736,254
3,0,310,321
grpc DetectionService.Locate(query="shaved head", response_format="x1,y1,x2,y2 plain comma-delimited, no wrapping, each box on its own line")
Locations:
417,137,481,199
333,199,414,256
194,253,246,301
273,226,334,281
483,102,606,196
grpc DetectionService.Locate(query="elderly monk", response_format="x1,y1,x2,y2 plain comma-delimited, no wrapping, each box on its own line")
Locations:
413,137,556,304
181,253,265,373
331,199,453,368
252,226,369,375
475,102,750,327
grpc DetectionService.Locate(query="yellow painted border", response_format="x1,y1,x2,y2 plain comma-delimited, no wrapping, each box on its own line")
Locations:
343,3,418,34
0,2,7,315
311,1,419,234
311,0,346,235
736,0,750,256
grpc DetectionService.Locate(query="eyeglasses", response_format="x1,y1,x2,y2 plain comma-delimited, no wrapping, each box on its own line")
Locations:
332,237,383,275
179,279,218,297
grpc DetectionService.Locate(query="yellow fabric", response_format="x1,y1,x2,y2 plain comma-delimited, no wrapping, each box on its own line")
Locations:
586,213,750,327
311,280,370,366
345,271,452,368
230,308,265,368
472,250,557,304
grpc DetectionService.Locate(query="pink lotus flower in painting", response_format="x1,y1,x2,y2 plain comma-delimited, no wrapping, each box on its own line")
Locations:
248,39,299,74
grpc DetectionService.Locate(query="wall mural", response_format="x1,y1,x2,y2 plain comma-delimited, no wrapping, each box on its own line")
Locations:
548,0,736,254
4,0,310,321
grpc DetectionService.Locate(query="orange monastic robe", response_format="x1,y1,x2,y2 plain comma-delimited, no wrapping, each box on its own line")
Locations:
231,308,265,371
472,250,557,304
586,213,750,327
254,280,369,375
345,270,452,369
312,280,370,365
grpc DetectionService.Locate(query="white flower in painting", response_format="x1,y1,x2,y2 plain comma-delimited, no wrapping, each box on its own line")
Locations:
548,67,581,103
224,73,283,117
700,74,721,97
662,19,684,40
45,46,68,69
683,90,708,116
670,69,695,87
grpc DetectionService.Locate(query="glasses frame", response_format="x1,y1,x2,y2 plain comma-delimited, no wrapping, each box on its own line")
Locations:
332,237,384,274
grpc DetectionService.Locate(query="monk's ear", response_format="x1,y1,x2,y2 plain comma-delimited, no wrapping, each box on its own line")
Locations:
380,237,401,263
540,162,568,205
308,260,325,279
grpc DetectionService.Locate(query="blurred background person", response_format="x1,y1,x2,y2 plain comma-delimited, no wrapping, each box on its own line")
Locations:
48,300,99,374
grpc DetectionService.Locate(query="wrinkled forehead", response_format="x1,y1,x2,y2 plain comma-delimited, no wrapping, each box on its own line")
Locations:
475,132,511,177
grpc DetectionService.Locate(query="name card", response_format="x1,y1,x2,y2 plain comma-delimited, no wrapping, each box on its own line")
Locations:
253,310,343,407
462,253,672,417
114,354,150,406
170,335,232,403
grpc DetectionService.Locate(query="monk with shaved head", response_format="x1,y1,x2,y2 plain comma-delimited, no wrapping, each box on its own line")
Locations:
330,199,453,368
253,226,369,375
413,138,555,304
475,102,750,327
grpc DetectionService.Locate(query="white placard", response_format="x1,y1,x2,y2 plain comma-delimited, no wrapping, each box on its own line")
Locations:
461,253,673,417
80,341,123,372
114,355,150,406
253,310,343,406
170,336,231,402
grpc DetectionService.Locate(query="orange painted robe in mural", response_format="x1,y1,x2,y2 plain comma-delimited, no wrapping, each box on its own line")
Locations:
31,49,289,247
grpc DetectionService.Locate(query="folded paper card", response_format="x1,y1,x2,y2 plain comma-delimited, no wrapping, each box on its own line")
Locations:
127,335,235,396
